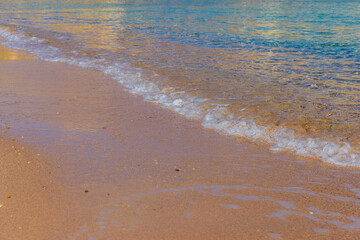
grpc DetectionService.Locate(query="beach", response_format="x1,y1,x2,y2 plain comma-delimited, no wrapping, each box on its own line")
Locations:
1,43,360,239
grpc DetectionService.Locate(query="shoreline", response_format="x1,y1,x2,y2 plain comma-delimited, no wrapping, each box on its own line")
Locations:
1,25,358,167
1,44,360,239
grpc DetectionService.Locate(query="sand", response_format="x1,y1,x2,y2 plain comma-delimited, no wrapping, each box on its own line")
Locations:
0,43,360,239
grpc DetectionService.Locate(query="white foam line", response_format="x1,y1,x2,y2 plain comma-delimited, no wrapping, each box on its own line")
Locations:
1,26,359,167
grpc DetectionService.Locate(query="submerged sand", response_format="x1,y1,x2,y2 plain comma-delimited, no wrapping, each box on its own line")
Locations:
0,44,360,239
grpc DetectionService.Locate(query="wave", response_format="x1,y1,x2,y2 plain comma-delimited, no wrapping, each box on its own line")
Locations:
0,25,359,167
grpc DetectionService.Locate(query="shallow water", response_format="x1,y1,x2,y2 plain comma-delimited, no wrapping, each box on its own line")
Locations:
0,0,359,165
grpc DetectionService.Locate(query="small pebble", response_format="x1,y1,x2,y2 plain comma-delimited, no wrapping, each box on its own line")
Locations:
175,168,180,172
85,190,89,193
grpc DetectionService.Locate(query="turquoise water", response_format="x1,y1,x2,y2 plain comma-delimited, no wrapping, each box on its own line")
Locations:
0,0,359,165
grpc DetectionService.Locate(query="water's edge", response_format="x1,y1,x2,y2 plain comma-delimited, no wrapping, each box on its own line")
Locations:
0,25,358,167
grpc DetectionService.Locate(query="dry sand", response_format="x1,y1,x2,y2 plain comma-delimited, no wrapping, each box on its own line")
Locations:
0,43,360,239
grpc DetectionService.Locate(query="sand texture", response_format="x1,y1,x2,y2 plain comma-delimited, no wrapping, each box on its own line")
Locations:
0,44,360,239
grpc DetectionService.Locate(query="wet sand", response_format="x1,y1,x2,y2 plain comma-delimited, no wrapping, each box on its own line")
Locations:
0,43,360,239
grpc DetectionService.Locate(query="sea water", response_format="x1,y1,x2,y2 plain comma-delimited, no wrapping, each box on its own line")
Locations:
0,0,359,166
